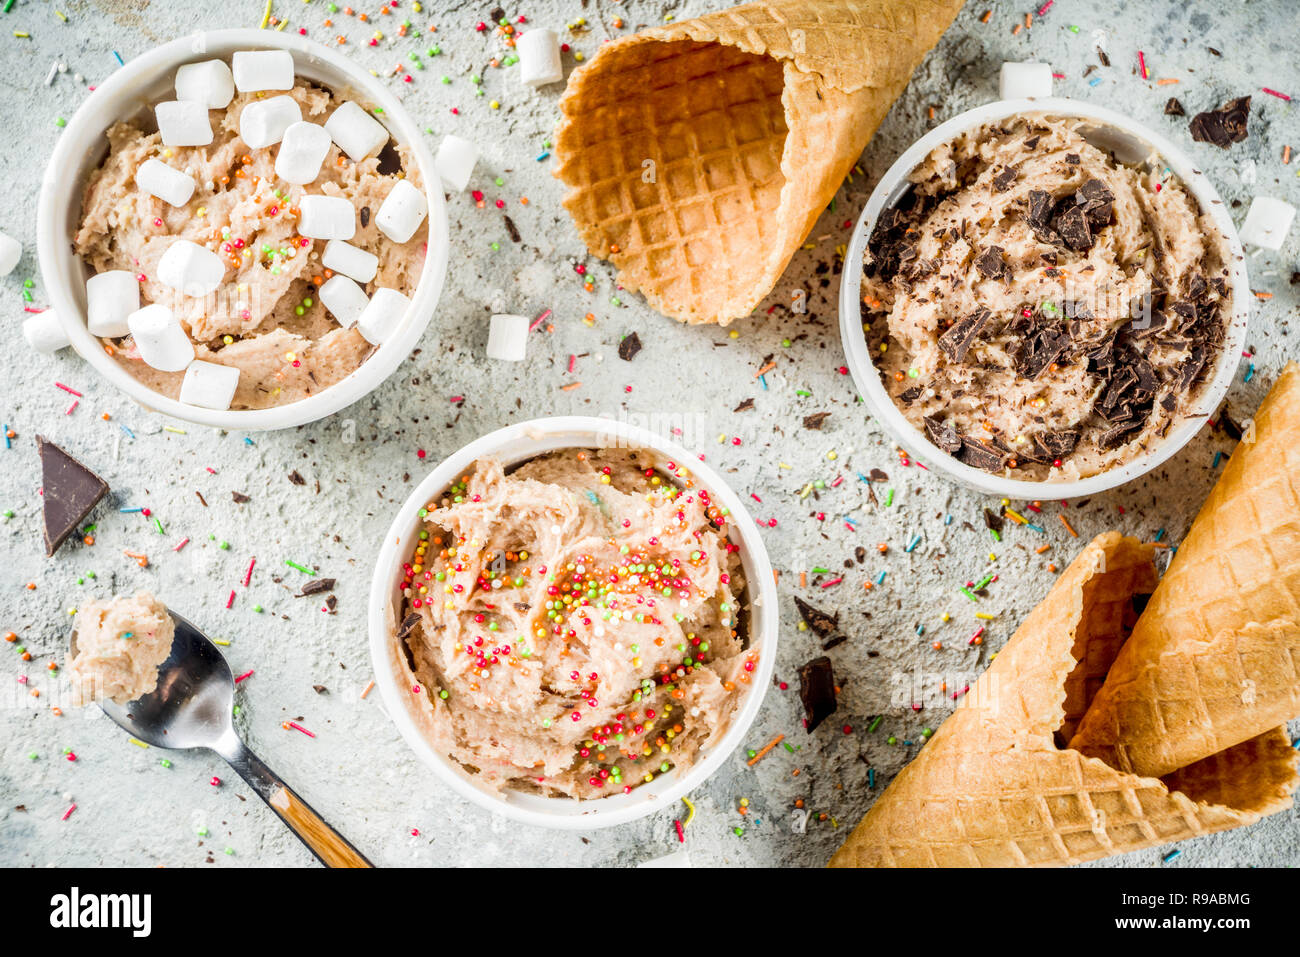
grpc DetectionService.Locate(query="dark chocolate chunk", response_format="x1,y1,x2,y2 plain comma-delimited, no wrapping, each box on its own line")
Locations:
1033,429,1079,460
395,612,421,640
503,215,521,243
37,436,109,557
617,332,642,361
923,416,963,454
897,385,922,405
1164,97,1185,116
1055,204,1093,251
793,596,839,639
956,437,1006,472
1023,135,1040,150
937,308,991,362
1190,96,1251,149
821,634,848,651
982,507,1005,533
231,491,251,504
1016,326,1071,379
802,412,830,430
798,656,837,733
1099,421,1142,450
974,245,1007,280
299,578,337,597
992,166,1019,192
1097,47,1111,67
288,470,306,485
359,206,371,228
1065,153,1081,165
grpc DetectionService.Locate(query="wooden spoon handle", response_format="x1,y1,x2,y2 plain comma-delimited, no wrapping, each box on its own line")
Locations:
219,735,372,868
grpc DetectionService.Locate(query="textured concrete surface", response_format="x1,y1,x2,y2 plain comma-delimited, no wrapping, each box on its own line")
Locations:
1,0,1297,868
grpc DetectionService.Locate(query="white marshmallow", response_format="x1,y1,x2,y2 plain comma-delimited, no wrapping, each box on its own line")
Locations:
999,62,1053,100
155,100,213,147
517,29,563,87
321,239,378,283
0,230,21,276
239,94,301,149
275,121,332,185
23,309,70,354
487,313,529,361
134,158,196,207
128,304,195,372
86,270,140,337
180,360,240,410
297,195,356,240
434,134,479,193
1239,196,1296,251
375,179,428,243
156,239,225,296
319,275,369,327
232,50,294,93
324,101,388,161
357,287,411,345
175,59,234,109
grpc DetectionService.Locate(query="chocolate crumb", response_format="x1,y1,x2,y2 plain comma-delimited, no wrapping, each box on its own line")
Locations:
1164,97,1185,116
798,656,837,733
617,332,642,361
802,412,830,430
794,596,839,639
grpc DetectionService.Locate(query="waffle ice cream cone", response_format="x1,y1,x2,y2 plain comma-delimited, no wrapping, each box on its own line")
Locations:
829,532,1297,867
1070,363,1300,777
552,0,964,325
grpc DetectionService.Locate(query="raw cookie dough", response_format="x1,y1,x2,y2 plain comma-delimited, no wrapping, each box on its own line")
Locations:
76,81,427,410
392,448,760,799
863,113,1233,480
67,592,175,706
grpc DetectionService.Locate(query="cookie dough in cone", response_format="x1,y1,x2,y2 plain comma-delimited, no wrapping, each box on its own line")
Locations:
552,0,964,325
1070,363,1300,778
829,533,1297,867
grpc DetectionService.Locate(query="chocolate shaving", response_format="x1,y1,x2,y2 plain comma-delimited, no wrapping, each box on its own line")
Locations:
982,507,1005,533
1034,430,1079,459
37,436,109,557
395,612,421,640
794,596,839,639
1016,326,1071,379
288,470,306,486
802,412,830,430
1164,97,1185,116
798,656,837,733
298,578,336,597
1190,96,1251,149
232,491,251,504
617,332,642,361
937,308,990,362
898,385,922,405
923,416,962,454
733,398,755,412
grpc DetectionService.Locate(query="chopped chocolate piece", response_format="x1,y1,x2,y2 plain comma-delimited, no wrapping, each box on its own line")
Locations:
733,398,755,413
503,214,521,243
937,308,991,362
288,470,306,486
897,385,922,405
617,332,642,361
798,656,837,733
231,491,251,504
956,436,1006,472
37,436,109,557
982,507,1004,533
299,578,337,597
974,245,1008,280
923,415,962,453
1190,96,1251,149
802,412,830,430
1063,300,1094,320
821,634,848,651
1065,153,1081,165
1033,429,1079,459
1055,204,1093,251
1023,135,1040,149
868,468,889,482
1076,179,1115,228
793,596,839,639
1016,326,1070,379
395,612,421,640
1026,189,1055,239
1098,421,1142,450
1164,97,1185,116
992,166,1019,191
1097,48,1111,67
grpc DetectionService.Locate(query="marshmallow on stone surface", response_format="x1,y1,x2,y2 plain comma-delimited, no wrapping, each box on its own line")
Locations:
434,134,479,193
1239,196,1296,251
180,360,241,410
0,230,21,276
321,239,378,283
135,159,196,207
232,50,295,93
487,313,529,361
375,179,428,243
357,287,411,345
23,309,70,354
319,275,370,328
86,270,140,338
517,29,563,87
155,100,213,147
298,195,356,240
324,101,388,161
239,94,302,149
999,62,1053,100
175,59,235,109
128,304,195,372
275,121,332,185
156,239,225,296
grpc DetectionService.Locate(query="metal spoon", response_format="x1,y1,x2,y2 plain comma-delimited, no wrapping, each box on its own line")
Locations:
72,607,372,868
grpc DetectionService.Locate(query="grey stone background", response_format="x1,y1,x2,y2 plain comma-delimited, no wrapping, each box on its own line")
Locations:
0,0,1296,868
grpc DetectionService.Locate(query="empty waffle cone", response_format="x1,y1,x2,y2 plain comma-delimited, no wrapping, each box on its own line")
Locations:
552,0,964,325
829,532,1297,867
1070,362,1300,778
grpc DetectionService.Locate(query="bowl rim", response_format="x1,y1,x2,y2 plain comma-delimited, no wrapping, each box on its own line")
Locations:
837,96,1251,499
366,415,780,829
36,27,450,431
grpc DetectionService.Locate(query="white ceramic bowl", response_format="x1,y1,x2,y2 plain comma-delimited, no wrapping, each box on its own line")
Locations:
839,98,1250,499
36,28,449,431
368,416,779,829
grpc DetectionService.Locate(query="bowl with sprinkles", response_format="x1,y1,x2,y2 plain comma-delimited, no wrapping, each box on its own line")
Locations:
37,28,449,429
368,416,778,828
839,97,1250,500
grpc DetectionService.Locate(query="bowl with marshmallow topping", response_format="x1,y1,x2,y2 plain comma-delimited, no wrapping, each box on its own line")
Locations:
38,29,449,429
